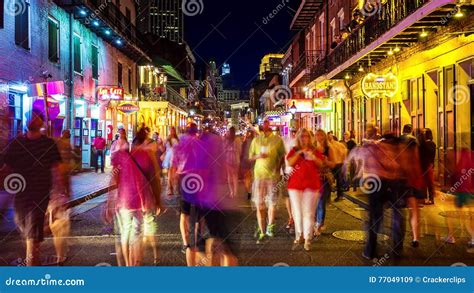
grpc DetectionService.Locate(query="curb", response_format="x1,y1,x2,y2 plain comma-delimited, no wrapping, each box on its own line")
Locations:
66,184,117,209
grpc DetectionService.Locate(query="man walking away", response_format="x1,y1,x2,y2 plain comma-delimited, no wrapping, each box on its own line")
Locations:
4,109,61,266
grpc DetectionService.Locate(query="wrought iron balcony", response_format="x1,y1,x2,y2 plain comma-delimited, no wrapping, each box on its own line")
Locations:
312,0,430,80
289,50,322,86
53,0,149,62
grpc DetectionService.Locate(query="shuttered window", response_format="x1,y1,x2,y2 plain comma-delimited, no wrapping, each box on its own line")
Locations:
48,17,59,63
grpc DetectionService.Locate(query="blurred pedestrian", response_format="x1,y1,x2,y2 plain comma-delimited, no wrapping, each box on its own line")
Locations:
47,129,75,265
170,123,200,259
249,119,285,244
105,128,161,266
225,127,242,198
92,133,106,173
283,128,298,233
286,129,323,251
240,129,256,200
341,131,357,191
4,109,62,266
162,127,179,196
400,124,423,248
418,128,436,205
314,129,337,236
328,133,347,201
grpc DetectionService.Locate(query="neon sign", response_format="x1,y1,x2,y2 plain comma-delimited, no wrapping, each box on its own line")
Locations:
97,86,124,101
361,73,399,98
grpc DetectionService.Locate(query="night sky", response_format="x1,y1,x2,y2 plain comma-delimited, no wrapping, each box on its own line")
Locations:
184,0,299,90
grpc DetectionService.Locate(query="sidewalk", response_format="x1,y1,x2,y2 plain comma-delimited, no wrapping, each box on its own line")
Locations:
337,188,474,240
0,171,114,234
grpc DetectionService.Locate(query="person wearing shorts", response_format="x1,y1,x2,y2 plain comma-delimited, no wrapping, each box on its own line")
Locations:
4,110,61,266
249,120,285,244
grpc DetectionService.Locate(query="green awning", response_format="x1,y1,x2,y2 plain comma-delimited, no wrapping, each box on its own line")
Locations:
162,65,187,85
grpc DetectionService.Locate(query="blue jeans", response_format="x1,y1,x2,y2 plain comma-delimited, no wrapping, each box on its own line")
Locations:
364,180,405,258
316,178,331,226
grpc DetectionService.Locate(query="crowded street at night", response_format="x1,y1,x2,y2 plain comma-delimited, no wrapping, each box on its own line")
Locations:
0,0,473,278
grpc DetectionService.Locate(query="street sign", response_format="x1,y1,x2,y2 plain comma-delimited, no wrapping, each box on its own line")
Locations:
117,102,139,115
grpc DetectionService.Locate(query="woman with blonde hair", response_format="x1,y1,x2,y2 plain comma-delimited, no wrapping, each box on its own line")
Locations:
286,128,324,251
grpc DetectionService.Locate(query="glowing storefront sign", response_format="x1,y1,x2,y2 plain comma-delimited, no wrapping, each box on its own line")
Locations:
288,99,314,113
97,86,124,101
361,73,399,98
117,102,140,115
314,98,333,112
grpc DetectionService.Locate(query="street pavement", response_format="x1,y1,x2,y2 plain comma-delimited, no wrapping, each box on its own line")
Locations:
0,175,473,266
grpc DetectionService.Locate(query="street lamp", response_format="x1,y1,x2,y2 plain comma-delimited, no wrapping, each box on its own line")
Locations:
289,101,297,116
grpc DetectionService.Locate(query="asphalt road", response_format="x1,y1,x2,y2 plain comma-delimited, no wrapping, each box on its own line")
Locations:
1,189,473,267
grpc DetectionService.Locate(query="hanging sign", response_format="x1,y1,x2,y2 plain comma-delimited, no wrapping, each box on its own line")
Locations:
314,98,333,113
117,102,139,115
97,86,124,101
361,73,399,98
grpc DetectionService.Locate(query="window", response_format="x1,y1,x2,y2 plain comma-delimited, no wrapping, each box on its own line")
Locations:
73,33,82,73
15,0,30,49
126,8,131,21
118,62,123,86
128,67,132,93
330,18,336,42
319,13,325,51
338,8,344,31
1,0,4,28
91,45,99,79
48,17,59,63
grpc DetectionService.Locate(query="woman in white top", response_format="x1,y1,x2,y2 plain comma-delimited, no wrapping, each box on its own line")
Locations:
162,127,179,196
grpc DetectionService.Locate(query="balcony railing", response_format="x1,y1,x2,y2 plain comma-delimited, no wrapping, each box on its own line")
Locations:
289,50,322,84
54,0,141,47
312,0,429,79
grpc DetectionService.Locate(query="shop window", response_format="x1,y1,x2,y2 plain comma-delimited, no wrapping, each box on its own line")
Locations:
15,0,30,50
73,33,82,74
8,93,23,139
91,45,99,80
48,17,60,63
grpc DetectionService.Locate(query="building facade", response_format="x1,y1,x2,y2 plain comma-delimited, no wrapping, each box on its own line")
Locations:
138,0,184,44
286,0,474,187
0,0,151,169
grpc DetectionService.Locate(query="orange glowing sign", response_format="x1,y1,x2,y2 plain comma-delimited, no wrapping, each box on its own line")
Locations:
97,86,124,101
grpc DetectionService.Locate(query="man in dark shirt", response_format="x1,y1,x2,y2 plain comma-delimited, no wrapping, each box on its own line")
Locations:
4,109,61,266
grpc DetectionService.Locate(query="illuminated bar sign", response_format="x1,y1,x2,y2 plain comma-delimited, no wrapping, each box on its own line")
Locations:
314,98,333,112
117,102,139,115
288,99,314,113
27,81,65,97
361,73,398,98
97,86,124,101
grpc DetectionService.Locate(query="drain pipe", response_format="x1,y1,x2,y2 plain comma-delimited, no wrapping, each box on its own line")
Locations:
68,13,74,130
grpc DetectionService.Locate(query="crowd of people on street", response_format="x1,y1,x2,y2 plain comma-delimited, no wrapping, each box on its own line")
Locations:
0,110,472,266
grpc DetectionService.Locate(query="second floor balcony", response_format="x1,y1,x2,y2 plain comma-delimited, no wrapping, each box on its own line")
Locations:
289,50,322,87
311,0,458,81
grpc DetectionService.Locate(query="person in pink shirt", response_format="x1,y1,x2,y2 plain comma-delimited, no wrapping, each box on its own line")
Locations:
92,134,107,173
104,128,161,266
